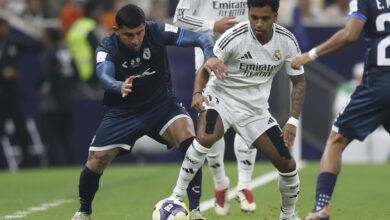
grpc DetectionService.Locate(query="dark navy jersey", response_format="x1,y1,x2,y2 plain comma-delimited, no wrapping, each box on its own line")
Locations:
96,22,182,110
349,0,390,76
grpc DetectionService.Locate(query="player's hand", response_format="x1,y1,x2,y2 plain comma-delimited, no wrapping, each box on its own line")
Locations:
282,123,296,148
204,57,227,80
191,92,208,113
291,52,312,69
214,16,238,33
121,76,136,98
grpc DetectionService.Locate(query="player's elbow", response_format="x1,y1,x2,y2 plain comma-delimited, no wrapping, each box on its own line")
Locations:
342,29,360,44
345,34,359,43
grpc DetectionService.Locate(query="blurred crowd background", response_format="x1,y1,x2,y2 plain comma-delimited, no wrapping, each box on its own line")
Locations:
1,0,389,171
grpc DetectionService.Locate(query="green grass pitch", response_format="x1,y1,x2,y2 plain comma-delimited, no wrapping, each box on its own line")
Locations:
0,162,389,219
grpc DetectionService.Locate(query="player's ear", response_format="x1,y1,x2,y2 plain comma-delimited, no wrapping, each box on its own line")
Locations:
113,26,119,34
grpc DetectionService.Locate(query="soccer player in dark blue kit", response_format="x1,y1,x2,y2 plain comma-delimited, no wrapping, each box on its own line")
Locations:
70,4,227,220
292,0,390,219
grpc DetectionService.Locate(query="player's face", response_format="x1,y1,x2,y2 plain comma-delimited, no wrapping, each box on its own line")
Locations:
114,23,146,52
248,6,277,44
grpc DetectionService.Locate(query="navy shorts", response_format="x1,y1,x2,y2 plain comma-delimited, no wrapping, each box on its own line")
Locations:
89,98,191,152
333,83,390,141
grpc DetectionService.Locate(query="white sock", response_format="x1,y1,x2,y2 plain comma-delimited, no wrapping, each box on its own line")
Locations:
206,138,229,189
172,139,209,200
234,134,257,190
278,169,300,216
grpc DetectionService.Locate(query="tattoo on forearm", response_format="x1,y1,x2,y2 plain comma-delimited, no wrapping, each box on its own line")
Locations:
291,76,306,119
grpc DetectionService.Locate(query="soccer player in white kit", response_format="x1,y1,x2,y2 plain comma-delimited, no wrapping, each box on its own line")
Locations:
172,0,305,219
173,0,258,215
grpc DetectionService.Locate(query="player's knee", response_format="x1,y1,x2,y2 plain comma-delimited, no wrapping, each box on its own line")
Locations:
86,151,114,174
327,131,350,151
276,158,296,173
196,133,218,148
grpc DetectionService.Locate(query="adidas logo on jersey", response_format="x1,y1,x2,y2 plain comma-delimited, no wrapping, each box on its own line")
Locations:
240,51,253,59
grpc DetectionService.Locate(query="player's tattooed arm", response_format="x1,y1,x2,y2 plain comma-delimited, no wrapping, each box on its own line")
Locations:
282,74,305,147
290,74,305,119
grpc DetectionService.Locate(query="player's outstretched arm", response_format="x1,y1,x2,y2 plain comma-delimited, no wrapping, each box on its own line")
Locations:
177,29,227,79
291,18,364,69
96,60,133,97
191,66,210,113
283,74,305,147
203,57,227,80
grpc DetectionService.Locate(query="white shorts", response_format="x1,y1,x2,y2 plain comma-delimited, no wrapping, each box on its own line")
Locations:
204,92,279,148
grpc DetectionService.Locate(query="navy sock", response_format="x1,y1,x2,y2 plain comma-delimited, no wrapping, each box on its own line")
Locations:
178,137,202,211
78,166,102,214
314,172,337,211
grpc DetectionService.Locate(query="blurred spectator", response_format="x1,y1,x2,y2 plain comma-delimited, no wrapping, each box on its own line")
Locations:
296,0,323,23
21,0,48,22
323,0,350,24
100,0,130,33
147,0,171,23
66,0,105,91
333,62,390,163
60,0,86,36
37,27,78,166
0,18,34,168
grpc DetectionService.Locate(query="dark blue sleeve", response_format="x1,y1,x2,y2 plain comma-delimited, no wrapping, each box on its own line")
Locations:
348,0,367,23
150,22,215,61
96,61,122,94
176,28,215,61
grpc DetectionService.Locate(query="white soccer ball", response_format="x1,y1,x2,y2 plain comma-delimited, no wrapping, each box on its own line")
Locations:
152,197,189,220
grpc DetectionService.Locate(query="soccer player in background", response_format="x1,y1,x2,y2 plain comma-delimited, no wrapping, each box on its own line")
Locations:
291,0,390,219
173,0,257,216
171,0,305,219
70,4,226,220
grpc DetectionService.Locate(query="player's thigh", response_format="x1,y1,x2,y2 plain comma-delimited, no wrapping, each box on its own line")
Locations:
334,85,389,141
196,109,225,147
252,125,295,173
161,116,195,147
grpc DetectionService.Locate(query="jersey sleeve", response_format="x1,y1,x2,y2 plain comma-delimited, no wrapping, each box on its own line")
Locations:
149,22,182,45
96,46,114,64
284,34,304,76
348,0,367,23
173,0,215,36
95,44,122,94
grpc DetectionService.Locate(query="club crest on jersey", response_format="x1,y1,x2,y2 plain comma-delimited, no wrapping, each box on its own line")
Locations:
143,48,151,60
273,49,282,61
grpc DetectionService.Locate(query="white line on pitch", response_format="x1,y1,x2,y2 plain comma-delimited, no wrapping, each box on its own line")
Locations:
1,199,73,219
200,162,306,211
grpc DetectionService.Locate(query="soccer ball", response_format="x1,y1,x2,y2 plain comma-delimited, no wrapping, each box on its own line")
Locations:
152,197,189,220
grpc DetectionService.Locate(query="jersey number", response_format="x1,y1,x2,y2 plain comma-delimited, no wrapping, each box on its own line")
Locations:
376,13,390,66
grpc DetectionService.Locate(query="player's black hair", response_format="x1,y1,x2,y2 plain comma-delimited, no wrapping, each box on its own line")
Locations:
247,0,279,12
115,4,146,28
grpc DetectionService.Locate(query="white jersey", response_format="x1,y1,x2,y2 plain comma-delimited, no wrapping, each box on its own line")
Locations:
173,0,248,70
207,21,304,119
